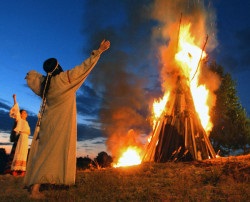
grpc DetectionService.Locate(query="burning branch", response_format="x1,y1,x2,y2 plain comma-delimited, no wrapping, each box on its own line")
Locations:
176,13,183,53
191,34,208,81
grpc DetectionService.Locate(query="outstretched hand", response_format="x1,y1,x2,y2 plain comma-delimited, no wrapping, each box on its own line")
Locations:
13,94,17,104
98,39,110,54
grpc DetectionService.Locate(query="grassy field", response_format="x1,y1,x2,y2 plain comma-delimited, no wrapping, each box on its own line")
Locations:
0,154,249,201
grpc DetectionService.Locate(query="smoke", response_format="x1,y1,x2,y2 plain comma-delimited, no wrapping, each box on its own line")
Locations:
199,61,221,117
81,0,220,159
98,54,151,158
82,1,155,158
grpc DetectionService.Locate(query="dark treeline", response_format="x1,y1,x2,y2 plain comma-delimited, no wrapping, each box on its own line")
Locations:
0,148,113,174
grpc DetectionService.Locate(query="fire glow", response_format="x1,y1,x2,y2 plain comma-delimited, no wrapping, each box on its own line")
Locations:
152,93,169,129
113,147,142,168
152,23,212,132
114,23,213,167
175,24,211,132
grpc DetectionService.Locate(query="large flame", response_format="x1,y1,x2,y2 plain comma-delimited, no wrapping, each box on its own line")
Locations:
175,24,206,79
176,24,211,132
153,23,212,132
113,23,213,167
113,146,142,168
190,76,212,131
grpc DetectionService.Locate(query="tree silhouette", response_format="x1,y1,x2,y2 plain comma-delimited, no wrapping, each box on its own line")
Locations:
95,151,113,168
0,148,8,174
209,62,250,155
77,156,96,170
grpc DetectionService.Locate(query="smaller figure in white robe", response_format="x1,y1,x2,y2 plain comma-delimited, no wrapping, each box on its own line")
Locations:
9,94,30,176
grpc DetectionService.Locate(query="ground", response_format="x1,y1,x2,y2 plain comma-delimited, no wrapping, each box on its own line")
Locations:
0,154,249,201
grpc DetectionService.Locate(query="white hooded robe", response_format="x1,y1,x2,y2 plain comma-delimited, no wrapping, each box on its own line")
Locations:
24,50,101,186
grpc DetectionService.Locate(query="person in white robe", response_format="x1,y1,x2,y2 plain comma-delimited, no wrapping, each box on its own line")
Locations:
24,39,110,199
9,94,30,176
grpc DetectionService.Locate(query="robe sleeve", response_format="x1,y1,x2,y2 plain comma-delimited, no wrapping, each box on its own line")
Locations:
9,103,21,121
61,49,101,88
9,103,30,135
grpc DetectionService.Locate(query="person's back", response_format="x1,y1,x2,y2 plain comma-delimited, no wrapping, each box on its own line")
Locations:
24,39,110,199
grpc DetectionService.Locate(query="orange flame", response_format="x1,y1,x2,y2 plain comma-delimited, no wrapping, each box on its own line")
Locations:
175,24,207,80
152,23,212,133
152,92,169,129
113,146,142,167
175,24,211,132
114,23,213,167
190,77,212,131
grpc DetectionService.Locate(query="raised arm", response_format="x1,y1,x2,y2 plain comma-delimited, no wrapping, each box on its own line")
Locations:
9,94,20,119
61,39,110,88
13,94,17,105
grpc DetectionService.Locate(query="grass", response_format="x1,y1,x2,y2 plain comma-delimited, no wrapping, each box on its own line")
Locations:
0,154,249,201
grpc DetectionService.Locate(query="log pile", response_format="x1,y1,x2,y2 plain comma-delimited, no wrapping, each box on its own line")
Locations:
143,76,216,162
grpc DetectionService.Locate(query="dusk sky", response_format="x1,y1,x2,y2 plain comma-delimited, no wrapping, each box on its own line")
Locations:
0,0,249,158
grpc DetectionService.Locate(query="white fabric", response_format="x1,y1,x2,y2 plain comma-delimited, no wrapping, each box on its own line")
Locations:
24,50,101,186
25,70,44,96
9,103,30,171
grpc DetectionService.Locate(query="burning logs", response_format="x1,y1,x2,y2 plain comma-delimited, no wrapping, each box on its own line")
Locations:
143,76,216,162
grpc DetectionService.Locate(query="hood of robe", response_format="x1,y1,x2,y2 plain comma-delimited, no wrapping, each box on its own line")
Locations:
25,70,44,96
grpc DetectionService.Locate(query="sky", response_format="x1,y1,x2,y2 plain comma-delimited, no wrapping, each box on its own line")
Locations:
0,0,249,159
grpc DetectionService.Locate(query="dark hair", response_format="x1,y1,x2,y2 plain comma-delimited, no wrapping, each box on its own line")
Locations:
43,58,63,76
20,109,26,114
40,58,63,98
20,109,28,114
